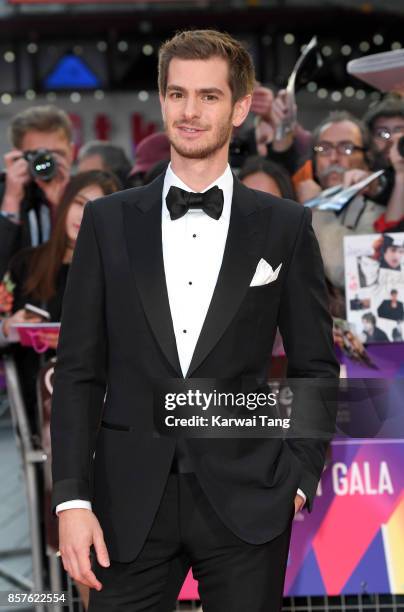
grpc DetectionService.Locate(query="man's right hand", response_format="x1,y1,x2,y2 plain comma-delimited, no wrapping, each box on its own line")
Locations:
58,509,110,591
2,150,31,214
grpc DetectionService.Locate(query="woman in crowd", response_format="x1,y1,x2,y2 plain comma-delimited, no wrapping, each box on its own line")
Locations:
238,155,297,200
0,170,120,428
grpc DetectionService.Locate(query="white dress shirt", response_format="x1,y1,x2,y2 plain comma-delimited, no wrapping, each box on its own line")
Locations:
56,164,306,514
162,163,233,377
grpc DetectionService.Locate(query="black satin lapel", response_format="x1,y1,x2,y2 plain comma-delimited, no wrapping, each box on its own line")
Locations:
123,179,182,376
187,179,265,377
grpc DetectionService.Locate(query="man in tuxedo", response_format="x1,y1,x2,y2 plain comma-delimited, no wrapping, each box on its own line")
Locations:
51,29,339,612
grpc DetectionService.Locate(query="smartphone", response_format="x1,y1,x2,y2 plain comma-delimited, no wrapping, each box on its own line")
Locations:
24,303,51,321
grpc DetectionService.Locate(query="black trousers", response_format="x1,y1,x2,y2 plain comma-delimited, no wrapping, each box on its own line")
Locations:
88,474,294,612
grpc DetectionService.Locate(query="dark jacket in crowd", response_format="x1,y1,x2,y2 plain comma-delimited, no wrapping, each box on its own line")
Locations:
0,180,54,278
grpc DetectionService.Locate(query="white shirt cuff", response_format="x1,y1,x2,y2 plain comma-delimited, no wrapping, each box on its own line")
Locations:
56,500,92,516
296,488,306,506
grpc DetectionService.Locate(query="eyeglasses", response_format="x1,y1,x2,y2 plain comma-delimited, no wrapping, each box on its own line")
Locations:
373,126,404,141
313,141,365,156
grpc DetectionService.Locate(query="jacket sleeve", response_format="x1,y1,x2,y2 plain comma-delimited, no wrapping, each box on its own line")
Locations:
0,215,20,279
278,206,340,511
50,202,107,511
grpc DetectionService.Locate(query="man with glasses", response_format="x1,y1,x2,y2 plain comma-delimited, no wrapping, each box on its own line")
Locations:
297,111,383,313
297,111,375,200
364,98,404,233
365,97,404,161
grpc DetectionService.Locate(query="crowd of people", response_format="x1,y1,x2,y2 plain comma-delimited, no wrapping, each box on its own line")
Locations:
0,85,404,430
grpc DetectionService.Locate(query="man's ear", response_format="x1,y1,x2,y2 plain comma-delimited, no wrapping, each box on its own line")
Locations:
232,94,252,129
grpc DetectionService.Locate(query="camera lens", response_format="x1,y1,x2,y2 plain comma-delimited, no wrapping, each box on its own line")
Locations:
25,149,57,181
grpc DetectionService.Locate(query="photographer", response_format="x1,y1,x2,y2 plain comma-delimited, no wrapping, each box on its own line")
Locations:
363,98,404,232
0,105,74,277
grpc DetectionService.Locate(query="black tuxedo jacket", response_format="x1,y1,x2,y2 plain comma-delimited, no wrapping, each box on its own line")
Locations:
51,174,339,562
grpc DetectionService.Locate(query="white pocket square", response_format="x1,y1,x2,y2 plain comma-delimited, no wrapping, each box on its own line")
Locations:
249,258,282,287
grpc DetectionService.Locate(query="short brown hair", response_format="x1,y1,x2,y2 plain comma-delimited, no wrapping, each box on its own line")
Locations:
9,105,73,148
158,29,255,103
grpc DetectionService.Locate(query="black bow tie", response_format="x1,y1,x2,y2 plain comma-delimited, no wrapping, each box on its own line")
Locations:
166,185,224,221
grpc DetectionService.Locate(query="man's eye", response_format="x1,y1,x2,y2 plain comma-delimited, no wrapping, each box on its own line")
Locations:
170,92,182,99
203,95,217,101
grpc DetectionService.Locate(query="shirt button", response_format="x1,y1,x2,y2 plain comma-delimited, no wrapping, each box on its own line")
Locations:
188,281,193,285
183,329,187,333
192,233,197,238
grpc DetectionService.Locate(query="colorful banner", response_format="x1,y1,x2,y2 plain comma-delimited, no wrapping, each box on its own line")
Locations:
179,343,404,599
179,439,404,599
286,440,404,595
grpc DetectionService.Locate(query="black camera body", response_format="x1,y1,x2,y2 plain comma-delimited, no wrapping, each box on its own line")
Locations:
23,149,57,182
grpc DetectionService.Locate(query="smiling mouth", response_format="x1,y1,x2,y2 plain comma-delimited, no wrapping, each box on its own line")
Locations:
177,126,206,133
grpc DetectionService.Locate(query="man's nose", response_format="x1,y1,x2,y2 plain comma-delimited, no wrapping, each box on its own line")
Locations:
319,149,337,167
329,147,339,162
182,96,200,120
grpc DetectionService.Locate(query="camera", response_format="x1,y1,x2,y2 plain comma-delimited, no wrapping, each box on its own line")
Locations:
23,149,57,182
